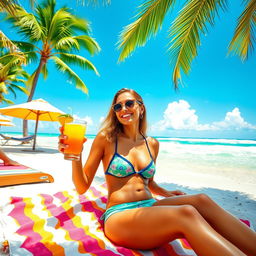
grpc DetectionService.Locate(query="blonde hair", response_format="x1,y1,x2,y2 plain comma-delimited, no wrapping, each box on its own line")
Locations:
99,88,147,142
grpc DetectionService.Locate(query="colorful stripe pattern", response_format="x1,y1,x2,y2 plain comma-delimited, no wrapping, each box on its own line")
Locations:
0,163,39,175
0,183,251,256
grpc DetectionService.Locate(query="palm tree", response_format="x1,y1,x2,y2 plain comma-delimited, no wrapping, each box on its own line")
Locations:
5,0,100,136
0,0,109,13
117,0,256,88
0,51,29,104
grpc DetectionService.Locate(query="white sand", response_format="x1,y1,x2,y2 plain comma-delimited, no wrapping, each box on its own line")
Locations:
1,136,255,229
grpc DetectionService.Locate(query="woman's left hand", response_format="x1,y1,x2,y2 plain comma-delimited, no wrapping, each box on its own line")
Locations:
166,190,186,197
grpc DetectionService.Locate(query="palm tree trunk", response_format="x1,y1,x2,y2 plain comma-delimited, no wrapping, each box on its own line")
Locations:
23,57,46,137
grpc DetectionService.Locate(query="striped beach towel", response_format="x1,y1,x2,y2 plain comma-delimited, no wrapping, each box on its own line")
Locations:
0,183,252,256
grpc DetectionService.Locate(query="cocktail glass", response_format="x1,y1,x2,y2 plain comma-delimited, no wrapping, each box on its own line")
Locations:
63,119,87,161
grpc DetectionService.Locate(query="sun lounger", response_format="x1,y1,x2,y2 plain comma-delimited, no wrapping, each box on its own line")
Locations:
0,163,54,187
0,183,253,256
0,134,35,146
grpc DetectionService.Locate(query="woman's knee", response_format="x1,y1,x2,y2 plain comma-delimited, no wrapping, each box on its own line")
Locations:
178,205,200,219
194,193,213,207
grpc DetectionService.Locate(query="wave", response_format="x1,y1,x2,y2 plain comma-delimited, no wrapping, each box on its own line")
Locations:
156,137,256,147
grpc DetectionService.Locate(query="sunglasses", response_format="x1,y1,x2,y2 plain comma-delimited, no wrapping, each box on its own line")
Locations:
113,100,142,112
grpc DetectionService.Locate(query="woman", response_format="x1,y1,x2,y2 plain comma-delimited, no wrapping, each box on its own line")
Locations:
59,88,256,256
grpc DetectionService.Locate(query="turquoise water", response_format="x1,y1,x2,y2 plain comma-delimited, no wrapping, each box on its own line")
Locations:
3,132,256,147
3,132,255,173
3,132,96,139
156,137,256,147
155,137,256,173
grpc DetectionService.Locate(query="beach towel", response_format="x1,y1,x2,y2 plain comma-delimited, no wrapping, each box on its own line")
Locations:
0,183,197,256
0,183,252,256
0,163,54,187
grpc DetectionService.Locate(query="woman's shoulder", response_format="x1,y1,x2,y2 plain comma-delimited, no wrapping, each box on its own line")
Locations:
94,131,113,146
94,131,108,143
146,136,159,149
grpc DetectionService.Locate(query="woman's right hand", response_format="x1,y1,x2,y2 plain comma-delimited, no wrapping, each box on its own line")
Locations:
58,126,87,154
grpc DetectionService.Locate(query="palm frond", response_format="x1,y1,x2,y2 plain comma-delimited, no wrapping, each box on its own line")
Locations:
41,63,48,79
6,85,17,98
0,30,19,51
25,69,36,91
52,55,88,94
8,83,28,95
36,0,56,32
0,0,18,15
7,5,44,42
228,0,256,60
118,0,176,61
0,81,8,94
25,51,38,64
69,16,91,34
74,35,101,55
59,53,99,75
0,95,14,104
0,41,37,65
0,52,26,66
169,0,227,88
10,41,36,52
48,8,73,42
54,36,80,50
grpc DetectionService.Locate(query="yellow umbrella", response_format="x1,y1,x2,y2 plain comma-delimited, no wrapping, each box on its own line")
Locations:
0,114,11,122
0,99,65,150
0,121,15,127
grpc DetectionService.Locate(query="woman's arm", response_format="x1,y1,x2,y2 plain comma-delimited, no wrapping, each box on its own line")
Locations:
148,179,185,197
60,132,105,194
75,133,106,194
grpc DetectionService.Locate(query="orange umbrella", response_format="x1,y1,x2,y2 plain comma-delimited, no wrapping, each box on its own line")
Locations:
0,121,15,127
0,99,65,150
0,114,11,122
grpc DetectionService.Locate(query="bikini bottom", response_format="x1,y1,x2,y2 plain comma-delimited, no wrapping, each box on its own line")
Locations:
101,198,157,223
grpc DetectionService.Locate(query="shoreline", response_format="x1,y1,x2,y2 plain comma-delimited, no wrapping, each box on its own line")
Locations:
1,136,255,229
2,131,256,141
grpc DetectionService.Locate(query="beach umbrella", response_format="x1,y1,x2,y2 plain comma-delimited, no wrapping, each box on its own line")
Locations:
0,99,65,150
0,114,11,122
0,121,15,127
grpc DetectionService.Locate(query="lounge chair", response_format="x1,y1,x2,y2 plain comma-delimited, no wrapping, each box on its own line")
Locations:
0,163,54,187
0,134,35,146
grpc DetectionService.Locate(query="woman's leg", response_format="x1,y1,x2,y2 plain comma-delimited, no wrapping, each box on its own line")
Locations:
154,194,256,255
104,205,245,256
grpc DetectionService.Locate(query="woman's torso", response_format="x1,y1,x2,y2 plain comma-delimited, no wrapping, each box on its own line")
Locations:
102,135,156,209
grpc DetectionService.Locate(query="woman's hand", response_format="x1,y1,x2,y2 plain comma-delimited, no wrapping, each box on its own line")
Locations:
166,190,186,197
58,126,87,154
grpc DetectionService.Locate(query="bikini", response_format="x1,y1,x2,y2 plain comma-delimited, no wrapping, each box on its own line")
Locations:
101,135,157,222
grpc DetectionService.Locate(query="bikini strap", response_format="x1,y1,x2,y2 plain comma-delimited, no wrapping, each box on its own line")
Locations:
141,134,153,160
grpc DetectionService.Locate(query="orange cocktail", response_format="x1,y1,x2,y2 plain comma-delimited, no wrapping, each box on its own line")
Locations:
63,120,86,161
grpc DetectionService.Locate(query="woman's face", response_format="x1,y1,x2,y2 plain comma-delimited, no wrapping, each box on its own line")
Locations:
114,92,144,126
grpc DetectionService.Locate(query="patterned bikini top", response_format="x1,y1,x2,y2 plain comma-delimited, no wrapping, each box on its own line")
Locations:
105,135,156,179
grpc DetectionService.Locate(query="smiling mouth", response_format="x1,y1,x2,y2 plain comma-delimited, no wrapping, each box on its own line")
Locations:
121,113,132,119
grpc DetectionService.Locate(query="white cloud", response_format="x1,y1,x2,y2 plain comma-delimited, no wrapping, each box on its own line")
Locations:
212,108,256,130
152,100,204,131
152,100,256,133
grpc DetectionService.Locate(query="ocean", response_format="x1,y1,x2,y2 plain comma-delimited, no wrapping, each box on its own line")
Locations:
3,132,256,177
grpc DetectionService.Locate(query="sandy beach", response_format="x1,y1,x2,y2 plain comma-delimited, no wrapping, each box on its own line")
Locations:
1,136,256,230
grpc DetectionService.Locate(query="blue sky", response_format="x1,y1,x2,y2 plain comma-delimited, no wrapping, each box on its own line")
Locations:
1,0,256,139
